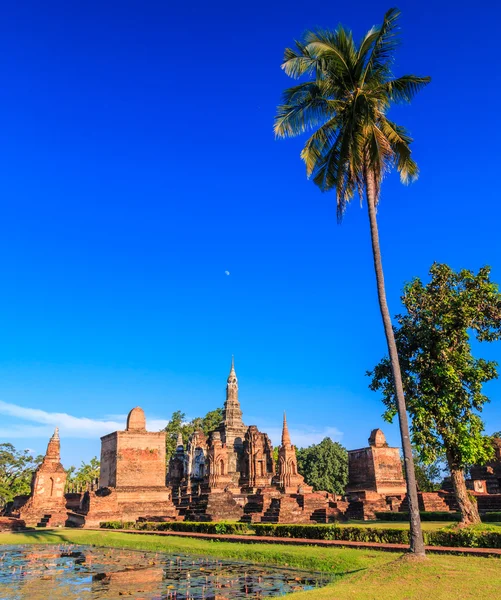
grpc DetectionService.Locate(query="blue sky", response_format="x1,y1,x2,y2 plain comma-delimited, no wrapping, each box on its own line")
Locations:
1,1,500,467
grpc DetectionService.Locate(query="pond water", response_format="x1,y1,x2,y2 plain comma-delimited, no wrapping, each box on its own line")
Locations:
0,545,333,599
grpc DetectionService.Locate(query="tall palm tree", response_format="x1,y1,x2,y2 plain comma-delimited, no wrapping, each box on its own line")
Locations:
275,8,430,556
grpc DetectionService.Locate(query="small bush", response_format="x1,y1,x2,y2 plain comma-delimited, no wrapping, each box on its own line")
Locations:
100,521,135,529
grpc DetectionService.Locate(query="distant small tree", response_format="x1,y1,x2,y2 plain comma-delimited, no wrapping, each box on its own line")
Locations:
492,431,501,439
164,410,187,459
296,438,348,494
369,263,501,525
0,443,42,508
407,451,445,492
66,457,100,490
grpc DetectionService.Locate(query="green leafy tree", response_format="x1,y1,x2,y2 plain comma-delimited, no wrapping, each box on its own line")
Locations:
407,451,445,493
274,8,430,554
492,431,501,438
164,410,186,460
0,443,42,508
296,438,348,495
164,407,223,460
369,263,501,525
201,408,224,435
66,457,100,490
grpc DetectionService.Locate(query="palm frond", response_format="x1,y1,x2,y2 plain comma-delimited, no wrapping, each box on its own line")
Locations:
355,27,379,80
300,117,342,177
384,75,431,103
379,117,419,183
361,7,401,85
303,29,356,85
282,41,319,79
274,93,334,138
275,8,429,209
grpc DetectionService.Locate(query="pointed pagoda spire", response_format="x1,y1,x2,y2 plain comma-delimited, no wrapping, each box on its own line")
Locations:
281,412,291,447
176,431,184,449
222,356,244,429
44,427,61,463
227,355,237,382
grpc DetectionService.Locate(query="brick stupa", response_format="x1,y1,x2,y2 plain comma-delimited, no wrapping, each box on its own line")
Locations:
81,407,178,526
19,428,68,527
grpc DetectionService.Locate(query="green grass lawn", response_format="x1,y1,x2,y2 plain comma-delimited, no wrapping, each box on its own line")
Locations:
0,528,499,599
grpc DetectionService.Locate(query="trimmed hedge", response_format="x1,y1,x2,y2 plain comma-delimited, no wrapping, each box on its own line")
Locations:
481,512,501,522
100,520,251,535
375,511,461,522
252,523,501,549
375,511,501,523
100,520,135,529
429,527,501,549
253,524,409,544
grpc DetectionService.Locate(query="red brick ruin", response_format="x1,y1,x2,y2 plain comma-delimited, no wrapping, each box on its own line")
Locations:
16,428,68,527
5,360,501,526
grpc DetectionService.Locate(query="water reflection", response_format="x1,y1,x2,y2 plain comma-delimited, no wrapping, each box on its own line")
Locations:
0,545,332,599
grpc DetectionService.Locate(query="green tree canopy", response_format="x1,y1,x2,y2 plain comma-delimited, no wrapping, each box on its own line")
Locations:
164,407,223,460
296,438,348,495
408,450,445,493
369,263,501,524
66,457,100,490
0,443,42,507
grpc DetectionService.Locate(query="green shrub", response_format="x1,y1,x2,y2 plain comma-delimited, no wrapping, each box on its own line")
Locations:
374,511,461,522
100,520,250,535
253,523,409,544
375,511,501,524
100,521,135,529
480,512,501,522
252,523,501,549
427,527,501,549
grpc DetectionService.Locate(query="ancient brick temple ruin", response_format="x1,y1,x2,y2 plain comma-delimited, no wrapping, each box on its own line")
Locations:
5,360,501,526
345,428,407,519
16,428,68,527
77,406,179,527
166,359,341,523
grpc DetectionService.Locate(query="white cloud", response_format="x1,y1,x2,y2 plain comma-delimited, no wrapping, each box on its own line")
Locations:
0,400,342,449
0,400,168,439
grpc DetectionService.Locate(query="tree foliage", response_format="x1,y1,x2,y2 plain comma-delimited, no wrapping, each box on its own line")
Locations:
408,451,445,492
274,7,430,216
0,443,42,507
164,407,223,460
66,457,100,489
369,263,501,522
296,437,348,494
369,263,501,468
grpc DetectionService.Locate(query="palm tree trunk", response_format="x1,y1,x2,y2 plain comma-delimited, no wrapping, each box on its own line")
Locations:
446,452,481,526
365,172,425,556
